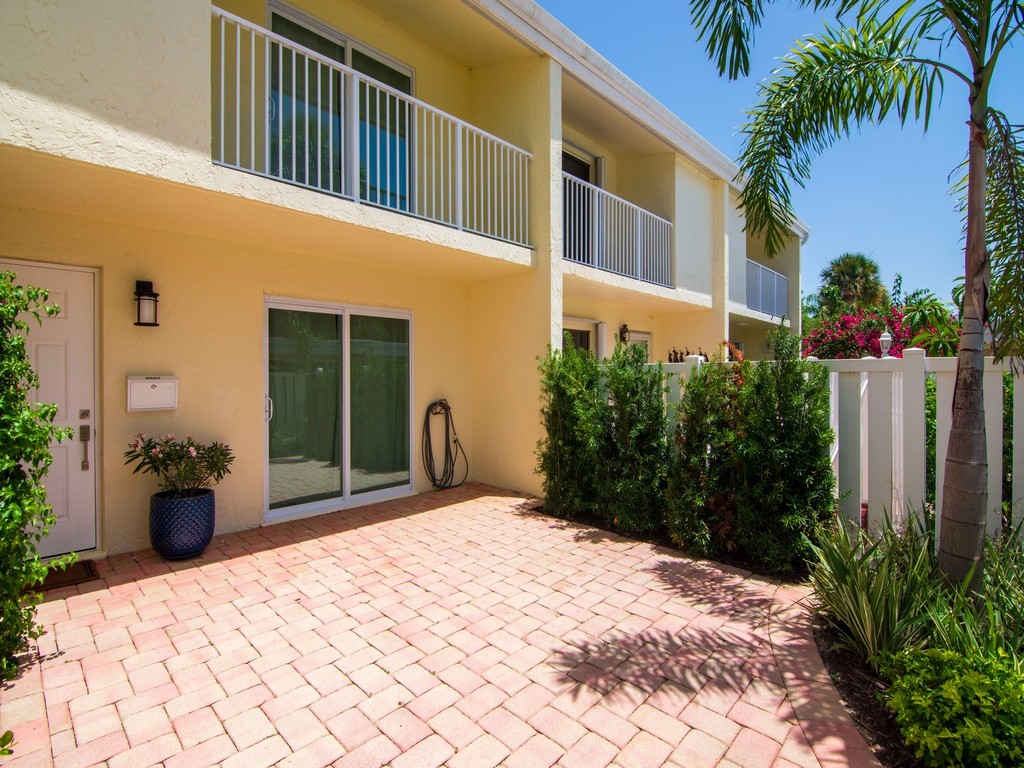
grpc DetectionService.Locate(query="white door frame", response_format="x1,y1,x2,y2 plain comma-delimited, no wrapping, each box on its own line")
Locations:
263,295,415,524
0,257,101,557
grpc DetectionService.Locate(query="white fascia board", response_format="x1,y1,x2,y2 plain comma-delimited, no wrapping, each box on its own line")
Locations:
469,0,811,241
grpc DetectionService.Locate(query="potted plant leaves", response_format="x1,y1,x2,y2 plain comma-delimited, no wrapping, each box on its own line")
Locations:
124,433,234,560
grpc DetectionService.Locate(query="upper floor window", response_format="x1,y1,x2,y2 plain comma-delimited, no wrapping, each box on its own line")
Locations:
269,3,413,206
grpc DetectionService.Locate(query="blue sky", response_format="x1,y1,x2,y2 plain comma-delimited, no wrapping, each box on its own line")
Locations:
539,1,1024,304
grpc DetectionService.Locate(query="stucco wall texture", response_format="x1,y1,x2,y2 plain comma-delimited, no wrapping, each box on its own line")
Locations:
1,0,801,555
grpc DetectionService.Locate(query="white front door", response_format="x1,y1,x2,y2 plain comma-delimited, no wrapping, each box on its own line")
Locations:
2,260,98,557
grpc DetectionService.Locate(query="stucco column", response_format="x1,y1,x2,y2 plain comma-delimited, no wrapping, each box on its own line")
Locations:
467,57,561,495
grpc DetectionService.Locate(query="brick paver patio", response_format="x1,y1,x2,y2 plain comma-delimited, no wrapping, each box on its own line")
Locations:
0,485,878,768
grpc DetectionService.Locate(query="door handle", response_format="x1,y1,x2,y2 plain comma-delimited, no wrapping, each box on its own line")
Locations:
79,424,90,471
266,396,274,422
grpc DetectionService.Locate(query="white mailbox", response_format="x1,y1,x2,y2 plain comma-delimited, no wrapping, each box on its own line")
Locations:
127,375,178,411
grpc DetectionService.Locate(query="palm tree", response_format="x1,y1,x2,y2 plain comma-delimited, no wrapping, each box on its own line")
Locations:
819,252,889,314
690,0,1024,585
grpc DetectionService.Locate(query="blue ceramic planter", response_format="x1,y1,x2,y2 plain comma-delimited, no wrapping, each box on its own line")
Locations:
150,489,215,560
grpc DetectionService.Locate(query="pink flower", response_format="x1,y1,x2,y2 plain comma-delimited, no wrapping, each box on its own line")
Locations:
188,447,197,457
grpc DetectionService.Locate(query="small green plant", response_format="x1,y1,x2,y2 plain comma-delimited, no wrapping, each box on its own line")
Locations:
810,515,936,671
925,526,1024,666
667,354,741,557
124,433,234,497
0,729,13,757
734,325,835,573
880,648,1024,767
598,342,668,535
536,338,603,519
0,271,75,680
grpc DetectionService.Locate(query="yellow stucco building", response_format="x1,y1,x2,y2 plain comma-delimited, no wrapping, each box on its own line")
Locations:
0,0,806,558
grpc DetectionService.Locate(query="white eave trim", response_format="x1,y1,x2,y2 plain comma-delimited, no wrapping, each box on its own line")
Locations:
469,0,811,241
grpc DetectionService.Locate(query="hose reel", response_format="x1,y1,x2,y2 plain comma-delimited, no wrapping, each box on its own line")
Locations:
421,399,468,489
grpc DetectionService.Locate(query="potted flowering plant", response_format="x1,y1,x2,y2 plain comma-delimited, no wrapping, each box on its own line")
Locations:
124,433,234,559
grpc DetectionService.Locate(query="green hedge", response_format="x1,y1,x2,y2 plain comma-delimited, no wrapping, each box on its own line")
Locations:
538,325,836,573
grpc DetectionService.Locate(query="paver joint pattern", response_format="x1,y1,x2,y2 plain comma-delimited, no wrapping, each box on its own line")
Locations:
0,484,879,768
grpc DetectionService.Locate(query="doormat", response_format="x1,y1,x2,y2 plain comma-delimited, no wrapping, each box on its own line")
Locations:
35,560,99,592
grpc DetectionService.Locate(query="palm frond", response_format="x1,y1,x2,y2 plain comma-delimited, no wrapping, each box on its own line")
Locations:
985,109,1024,359
737,16,946,256
690,0,768,79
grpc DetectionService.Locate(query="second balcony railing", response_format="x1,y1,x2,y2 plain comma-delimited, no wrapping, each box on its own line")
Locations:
746,259,789,317
562,173,672,288
212,8,531,247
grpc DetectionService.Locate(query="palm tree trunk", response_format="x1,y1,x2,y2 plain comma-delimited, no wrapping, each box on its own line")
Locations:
937,88,990,588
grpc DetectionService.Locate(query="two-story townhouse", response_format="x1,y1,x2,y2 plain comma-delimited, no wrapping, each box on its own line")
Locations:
0,0,806,559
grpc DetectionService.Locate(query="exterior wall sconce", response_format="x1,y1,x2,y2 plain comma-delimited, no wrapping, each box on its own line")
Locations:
134,280,159,327
879,330,892,357
619,324,630,343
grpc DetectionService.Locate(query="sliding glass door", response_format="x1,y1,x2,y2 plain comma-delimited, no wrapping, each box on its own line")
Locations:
266,301,411,519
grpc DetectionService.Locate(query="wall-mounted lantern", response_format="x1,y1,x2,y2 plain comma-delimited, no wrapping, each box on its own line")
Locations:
619,324,630,343
134,280,159,327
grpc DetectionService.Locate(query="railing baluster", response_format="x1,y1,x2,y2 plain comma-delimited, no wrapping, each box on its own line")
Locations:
211,8,531,246
559,172,671,287
219,16,225,163
250,28,255,170
235,21,240,165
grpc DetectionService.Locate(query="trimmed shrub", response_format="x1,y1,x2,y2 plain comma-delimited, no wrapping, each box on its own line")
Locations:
734,326,836,573
667,357,741,557
536,337,602,520
881,648,1024,767
1,272,75,679
598,342,668,535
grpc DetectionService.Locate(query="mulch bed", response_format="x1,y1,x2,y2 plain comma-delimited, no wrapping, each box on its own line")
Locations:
813,621,923,768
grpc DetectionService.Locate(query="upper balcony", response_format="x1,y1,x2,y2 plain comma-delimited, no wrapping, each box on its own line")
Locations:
211,7,532,248
562,173,672,288
745,259,790,318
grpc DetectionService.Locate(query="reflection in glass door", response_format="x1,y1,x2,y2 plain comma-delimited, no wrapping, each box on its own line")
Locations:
267,308,343,509
350,315,410,494
266,302,412,517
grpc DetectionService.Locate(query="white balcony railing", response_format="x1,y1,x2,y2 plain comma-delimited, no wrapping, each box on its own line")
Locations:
562,173,672,288
745,259,789,317
212,8,531,247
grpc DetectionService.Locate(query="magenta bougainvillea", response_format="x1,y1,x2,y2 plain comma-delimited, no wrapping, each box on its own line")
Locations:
802,307,915,360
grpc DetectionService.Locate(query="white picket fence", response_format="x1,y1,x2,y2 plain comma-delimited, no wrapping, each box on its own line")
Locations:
663,350,1023,539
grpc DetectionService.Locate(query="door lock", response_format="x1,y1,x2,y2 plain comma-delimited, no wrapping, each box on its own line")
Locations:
79,424,90,471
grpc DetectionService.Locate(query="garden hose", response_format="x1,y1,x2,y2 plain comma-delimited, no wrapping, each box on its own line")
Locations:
422,399,468,489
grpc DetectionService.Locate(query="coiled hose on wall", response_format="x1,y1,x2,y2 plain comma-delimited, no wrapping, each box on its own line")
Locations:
421,399,468,489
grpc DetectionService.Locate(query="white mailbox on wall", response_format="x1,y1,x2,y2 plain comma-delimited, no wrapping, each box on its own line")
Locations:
127,375,178,411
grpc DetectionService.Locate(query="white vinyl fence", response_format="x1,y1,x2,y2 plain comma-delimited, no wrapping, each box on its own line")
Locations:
663,350,1023,540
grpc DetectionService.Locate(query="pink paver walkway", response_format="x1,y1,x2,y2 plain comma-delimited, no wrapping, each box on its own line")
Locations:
0,484,879,768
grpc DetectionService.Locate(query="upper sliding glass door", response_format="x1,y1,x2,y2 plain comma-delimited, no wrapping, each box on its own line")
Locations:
269,14,345,193
269,9,412,206
266,301,412,518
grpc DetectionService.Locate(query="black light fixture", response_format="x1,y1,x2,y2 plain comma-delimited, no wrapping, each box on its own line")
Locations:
134,280,159,327
619,323,630,343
